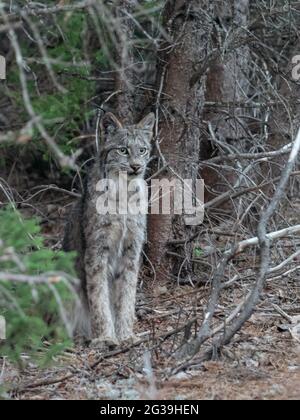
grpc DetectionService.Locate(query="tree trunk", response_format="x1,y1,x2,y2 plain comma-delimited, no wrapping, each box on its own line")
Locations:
147,0,213,284
265,44,300,194
114,0,138,124
256,10,300,199
201,0,250,206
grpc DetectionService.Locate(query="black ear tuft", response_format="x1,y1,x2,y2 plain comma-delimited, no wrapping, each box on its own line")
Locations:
137,113,155,133
101,112,123,136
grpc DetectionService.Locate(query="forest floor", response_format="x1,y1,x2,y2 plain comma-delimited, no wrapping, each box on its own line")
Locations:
2,284,300,400
1,190,300,400
3,276,300,400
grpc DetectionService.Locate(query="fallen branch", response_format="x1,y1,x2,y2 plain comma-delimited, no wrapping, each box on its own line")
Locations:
13,316,199,393
176,127,300,363
210,127,300,352
233,225,300,255
0,123,33,144
12,372,77,395
205,171,300,210
201,142,293,165
187,225,300,260
0,273,64,284
268,249,300,274
2,0,98,18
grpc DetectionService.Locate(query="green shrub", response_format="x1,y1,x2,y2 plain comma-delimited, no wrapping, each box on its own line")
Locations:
0,206,77,366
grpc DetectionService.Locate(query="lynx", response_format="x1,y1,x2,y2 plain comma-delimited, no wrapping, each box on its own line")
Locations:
63,112,155,348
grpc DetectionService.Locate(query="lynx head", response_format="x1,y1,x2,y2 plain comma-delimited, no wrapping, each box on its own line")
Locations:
100,112,155,178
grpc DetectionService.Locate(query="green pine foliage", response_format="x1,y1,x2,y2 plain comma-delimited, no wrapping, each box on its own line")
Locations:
4,9,97,158
0,207,77,366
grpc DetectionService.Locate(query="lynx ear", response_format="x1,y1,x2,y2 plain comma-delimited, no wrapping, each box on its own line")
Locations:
137,113,155,133
101,112,123,136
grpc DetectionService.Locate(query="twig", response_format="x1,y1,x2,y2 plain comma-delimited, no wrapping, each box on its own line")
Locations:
272,304,293,323
233,225,300,255
0,272,68,284
176,127,300,364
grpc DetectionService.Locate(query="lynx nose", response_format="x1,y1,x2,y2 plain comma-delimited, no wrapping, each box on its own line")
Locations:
131,164,142,174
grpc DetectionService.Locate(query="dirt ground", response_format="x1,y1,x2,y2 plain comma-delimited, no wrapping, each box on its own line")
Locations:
1,192,299,401
2,282,300,400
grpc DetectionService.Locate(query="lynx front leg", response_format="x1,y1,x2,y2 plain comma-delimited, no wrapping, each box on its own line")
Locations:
85,254,118,348
113,268,139,343
113,234,143,343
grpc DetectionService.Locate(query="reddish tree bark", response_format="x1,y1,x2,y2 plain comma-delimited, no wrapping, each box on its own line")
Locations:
147,0,213,284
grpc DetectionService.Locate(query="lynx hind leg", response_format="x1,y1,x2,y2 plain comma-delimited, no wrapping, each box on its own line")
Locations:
72,291,92,345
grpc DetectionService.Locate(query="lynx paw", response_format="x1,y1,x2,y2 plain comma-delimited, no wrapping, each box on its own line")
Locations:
90,337,119,351
74,335,90,348
120,334,139,347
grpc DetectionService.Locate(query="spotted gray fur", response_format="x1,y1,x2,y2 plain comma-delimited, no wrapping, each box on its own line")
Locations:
63,113,155,348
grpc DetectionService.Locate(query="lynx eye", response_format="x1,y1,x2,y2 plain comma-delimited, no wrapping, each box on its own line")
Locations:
118,147,128,156
139,147,148,156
